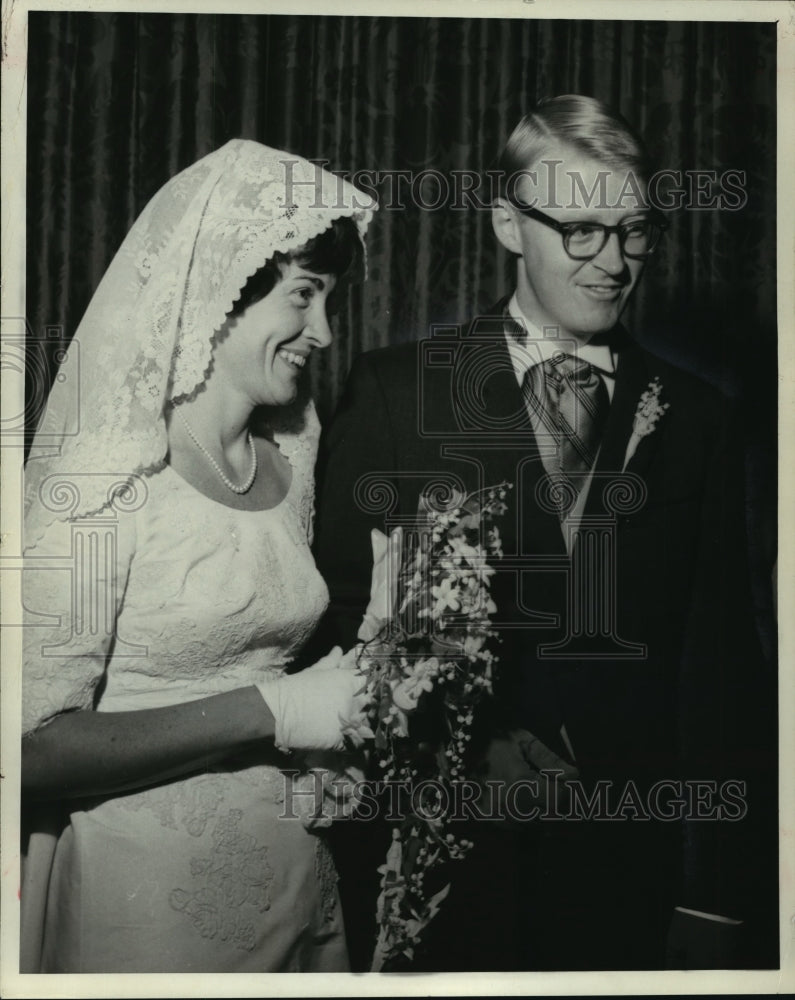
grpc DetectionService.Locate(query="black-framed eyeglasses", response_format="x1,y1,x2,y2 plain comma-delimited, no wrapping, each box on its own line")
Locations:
511,202,668,261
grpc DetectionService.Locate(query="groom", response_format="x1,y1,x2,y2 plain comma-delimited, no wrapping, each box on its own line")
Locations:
313,96,777,971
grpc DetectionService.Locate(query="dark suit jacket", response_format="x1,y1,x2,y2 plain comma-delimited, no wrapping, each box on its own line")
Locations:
313,304,777,971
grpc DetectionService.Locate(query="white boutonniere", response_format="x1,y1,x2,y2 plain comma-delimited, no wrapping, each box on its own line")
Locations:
622,378,670,470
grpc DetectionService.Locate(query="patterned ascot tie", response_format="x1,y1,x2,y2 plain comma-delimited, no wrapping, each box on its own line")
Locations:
522,353,609,496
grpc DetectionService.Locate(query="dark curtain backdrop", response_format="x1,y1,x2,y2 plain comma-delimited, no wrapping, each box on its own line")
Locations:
27,14,776,416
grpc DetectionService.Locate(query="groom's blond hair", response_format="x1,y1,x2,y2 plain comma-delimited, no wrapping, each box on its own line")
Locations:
497,94,650,198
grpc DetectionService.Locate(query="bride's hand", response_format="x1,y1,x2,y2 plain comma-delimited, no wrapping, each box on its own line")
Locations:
358,526,402,642
254,649,368,752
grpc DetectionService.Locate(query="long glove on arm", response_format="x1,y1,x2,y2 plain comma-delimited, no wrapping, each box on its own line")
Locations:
255,648,367,752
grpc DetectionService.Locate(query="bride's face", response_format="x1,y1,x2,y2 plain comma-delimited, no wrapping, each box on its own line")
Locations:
213,260,337,408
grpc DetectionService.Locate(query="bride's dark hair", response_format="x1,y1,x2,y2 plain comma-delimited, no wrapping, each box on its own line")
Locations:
230,215,364,317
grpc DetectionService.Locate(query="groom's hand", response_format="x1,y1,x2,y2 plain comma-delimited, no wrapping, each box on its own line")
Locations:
472,729,579,826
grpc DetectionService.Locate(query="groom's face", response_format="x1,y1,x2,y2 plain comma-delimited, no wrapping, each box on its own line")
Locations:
493,140,648,344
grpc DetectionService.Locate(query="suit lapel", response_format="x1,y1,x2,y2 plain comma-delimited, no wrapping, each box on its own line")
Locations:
585,335,660,519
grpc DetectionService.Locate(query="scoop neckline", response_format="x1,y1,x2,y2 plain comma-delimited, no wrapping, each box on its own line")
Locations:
162,449,295,514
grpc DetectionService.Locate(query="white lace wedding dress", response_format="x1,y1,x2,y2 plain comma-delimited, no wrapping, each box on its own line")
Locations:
22,419,349,973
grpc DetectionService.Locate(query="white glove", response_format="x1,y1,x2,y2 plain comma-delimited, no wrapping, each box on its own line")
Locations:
358,526,402,642
255,648,367,751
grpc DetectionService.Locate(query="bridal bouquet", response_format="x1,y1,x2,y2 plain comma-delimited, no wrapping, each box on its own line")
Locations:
346,483,511,971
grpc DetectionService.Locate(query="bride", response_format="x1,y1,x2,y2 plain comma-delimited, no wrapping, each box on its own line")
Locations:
20,139,386,973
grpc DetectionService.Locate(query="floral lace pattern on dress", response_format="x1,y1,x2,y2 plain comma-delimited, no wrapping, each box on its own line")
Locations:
169,808,274,952
112,773,226,833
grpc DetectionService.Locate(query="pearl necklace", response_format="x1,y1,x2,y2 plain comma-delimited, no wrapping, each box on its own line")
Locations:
176,407,258,495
